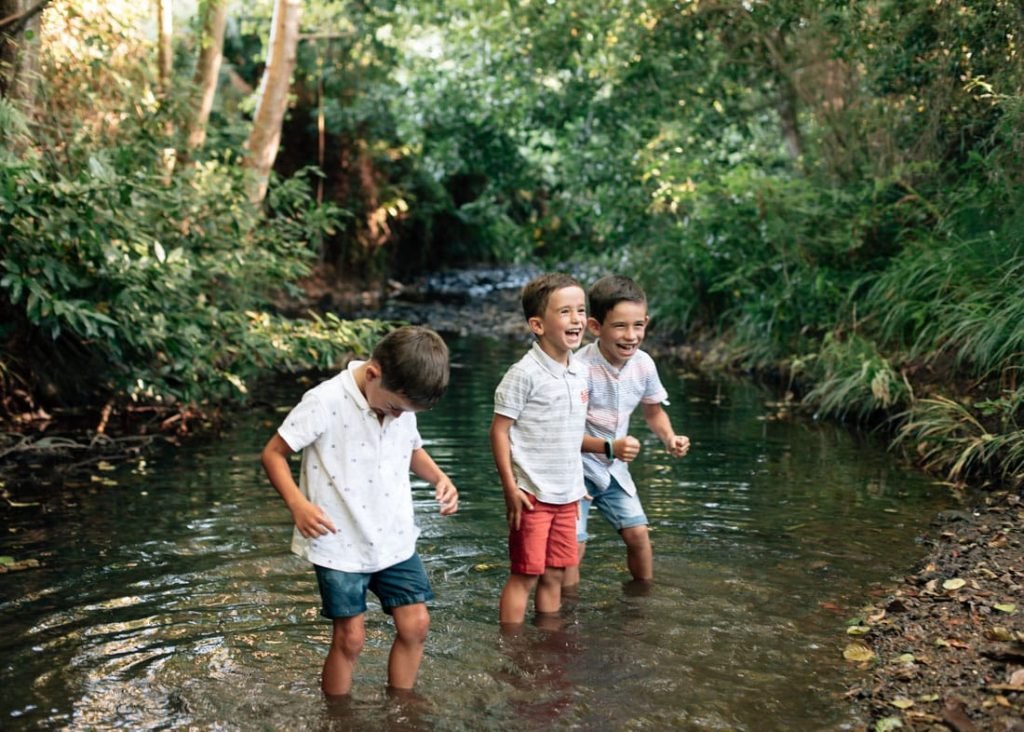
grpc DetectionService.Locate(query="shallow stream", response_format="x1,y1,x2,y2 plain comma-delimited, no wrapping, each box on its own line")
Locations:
0,334,955,730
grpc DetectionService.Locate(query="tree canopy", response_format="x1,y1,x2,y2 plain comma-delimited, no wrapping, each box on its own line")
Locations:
1,0,1022,485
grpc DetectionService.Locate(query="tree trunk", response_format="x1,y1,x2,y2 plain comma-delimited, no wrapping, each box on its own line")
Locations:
156,0,173,97
0,0,44,122
763,29,803,162
244,0,301,204
186,0,227,151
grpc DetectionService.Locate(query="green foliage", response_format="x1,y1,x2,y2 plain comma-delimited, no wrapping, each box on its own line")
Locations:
635,167,863,364
799,334,912,422
0,98,32,160
862,234,1024,381
0,153,365,408
896,394,1024,489
244,311,388,376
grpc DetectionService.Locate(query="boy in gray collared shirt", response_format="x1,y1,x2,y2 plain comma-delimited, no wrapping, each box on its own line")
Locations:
490,273,589,625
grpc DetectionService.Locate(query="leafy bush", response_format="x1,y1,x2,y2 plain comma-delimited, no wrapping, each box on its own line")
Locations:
0,154,373,411
635,167,865,365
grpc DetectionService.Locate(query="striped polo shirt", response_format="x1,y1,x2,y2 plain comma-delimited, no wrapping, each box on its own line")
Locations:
494,342,589,505
578,342,669,495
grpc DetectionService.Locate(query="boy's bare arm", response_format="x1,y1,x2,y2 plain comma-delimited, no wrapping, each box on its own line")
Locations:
490,414,532,529
581,433,641,462
641,402,690,458
410,447,459,515
261,433,337,537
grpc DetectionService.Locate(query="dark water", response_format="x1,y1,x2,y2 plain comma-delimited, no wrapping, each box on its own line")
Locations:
0,335,954,730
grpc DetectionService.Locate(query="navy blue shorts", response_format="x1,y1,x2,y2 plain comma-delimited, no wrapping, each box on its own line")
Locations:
314,553,434,618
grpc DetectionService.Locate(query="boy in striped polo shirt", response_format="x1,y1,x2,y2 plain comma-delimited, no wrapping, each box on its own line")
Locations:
490,273,590,625
564,275,690,589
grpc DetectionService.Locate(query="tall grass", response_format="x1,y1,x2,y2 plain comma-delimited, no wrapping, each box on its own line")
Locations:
863,235,1024,383
799,333,913,422
896,393,1024,489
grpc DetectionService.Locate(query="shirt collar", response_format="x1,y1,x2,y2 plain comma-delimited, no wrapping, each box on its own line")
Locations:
590,341,623,376
342,360,371,412
529,341,580,377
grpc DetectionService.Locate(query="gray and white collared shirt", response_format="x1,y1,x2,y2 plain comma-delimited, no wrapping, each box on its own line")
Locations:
494,342,589,505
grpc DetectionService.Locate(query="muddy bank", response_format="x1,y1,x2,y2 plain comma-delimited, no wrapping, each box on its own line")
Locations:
843,490,1024,731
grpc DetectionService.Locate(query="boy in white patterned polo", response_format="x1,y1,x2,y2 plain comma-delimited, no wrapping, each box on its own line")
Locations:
563,275,690,589
261,326,459,696
490,273,590,625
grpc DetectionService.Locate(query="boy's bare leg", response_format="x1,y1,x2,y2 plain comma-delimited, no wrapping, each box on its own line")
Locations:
561,542,587,588
322,615,365,696
387,603,430,690
500,573,539,624
621,525,653,582
535,567,565,614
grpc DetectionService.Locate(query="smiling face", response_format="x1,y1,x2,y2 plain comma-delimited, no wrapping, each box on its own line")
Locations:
528,285,587,363
589,299,649,369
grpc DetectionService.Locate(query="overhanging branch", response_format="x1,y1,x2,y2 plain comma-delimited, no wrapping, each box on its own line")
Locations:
0,0,51,36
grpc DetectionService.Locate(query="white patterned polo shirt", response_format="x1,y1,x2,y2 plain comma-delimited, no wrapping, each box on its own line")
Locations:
276,360,423,572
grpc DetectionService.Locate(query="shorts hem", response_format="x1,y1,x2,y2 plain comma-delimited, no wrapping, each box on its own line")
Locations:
612,516,649,531
380,592,434,614
320,604,367,619
509,565,543,577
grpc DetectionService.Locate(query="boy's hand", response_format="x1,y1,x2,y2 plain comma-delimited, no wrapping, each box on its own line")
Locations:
613,435,642,463
666,434,691,458
291,498,337,538
504,487,533,530
435,476,459,516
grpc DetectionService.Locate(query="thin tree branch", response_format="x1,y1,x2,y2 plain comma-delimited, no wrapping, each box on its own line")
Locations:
0,0,51,35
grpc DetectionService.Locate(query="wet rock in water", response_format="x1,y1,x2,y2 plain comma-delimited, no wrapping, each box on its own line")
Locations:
348,266,550,340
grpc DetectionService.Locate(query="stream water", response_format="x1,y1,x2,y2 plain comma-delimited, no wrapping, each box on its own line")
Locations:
0,334,955,730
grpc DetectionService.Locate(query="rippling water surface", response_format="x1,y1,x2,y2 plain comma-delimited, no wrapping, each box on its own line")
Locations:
0,335,954,730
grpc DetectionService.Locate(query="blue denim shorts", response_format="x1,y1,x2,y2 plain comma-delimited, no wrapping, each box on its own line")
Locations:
577,476,648,542
314,552,434,618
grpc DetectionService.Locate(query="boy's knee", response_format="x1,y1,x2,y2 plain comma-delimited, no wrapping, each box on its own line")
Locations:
539,567,565,587
621,525,650,547
331,623,365,658
394,605,430,644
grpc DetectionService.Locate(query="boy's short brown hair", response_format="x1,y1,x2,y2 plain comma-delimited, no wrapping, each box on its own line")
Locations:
587,275,647,324
521,273,583,320
373,326,450,409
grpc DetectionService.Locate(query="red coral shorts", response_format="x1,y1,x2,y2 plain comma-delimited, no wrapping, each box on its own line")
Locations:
508,493,579,575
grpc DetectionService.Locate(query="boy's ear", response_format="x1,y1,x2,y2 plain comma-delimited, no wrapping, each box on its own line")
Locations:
527,316,544,337
365,360,381,382
587,316,601,336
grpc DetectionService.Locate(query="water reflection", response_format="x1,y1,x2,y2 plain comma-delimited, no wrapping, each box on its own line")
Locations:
0,335,953,730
